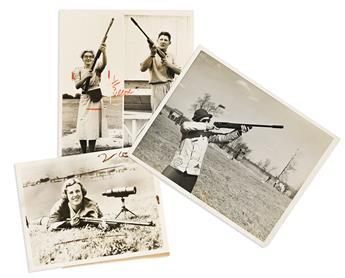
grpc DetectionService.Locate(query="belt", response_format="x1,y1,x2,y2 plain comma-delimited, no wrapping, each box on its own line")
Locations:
82,87,100,94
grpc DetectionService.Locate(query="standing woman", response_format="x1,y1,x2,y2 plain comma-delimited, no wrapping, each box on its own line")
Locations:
74,43,108,153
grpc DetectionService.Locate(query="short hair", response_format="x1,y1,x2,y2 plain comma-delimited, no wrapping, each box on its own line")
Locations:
61,178,87,200
80,50,95,59
158,31,171,42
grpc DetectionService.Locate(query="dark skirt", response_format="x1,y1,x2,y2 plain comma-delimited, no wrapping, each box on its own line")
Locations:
162,165,198,193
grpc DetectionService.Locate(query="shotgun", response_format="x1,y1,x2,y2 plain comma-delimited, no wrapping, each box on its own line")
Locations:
84,18,114,93
130,17,166,59
214,122,284,130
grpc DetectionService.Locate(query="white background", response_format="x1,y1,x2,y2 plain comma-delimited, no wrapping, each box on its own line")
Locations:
1,0,344,277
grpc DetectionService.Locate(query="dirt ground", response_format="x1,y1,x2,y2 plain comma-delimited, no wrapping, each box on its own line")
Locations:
61,97,123,155
133,109,291,241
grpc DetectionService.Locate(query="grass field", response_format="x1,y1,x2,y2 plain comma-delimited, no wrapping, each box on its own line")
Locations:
61,97,123,155
29,223,162,267
62,97,123,133
133,109,292,242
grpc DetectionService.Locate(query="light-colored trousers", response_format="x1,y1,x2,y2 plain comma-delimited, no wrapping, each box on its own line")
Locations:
151,82,171,112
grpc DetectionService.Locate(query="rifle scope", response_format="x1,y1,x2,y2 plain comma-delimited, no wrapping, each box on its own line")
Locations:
102,186,137,198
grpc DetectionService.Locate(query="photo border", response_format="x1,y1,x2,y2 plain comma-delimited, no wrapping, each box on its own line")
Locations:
58,9,194,157
15,148,169,271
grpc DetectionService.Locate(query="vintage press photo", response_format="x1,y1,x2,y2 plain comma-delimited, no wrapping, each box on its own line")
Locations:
130,47,338,246
59,10,193,155
59,11,125,156
15,149,168,271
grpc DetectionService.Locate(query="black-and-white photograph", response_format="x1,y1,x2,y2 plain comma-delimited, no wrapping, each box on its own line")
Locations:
131,48,338,246
59,11,125,156
123,11,193,146
15,149,168,271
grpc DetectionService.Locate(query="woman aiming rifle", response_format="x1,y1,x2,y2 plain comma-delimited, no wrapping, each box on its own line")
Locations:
73,43,108,153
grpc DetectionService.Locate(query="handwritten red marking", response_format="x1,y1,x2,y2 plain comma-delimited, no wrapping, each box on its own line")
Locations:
113,88,135,96
86,108,101,111
72,72,75,81
98,152,116,163
112,79,121,87
111,75,135,96
108,70,110,79
98,151,128,163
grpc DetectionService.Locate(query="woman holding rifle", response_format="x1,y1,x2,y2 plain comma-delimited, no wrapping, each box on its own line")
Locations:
73,43,108,153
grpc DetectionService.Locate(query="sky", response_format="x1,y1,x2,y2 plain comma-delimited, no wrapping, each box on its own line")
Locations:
16,151,157,219
166,51,335,189
16,150,132,183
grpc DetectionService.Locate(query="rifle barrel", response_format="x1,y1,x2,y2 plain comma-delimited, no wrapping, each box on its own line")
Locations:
103,18,114,42
130,17,166,58
130,17,150,41
249,124,284,129
214,122,284,129
84,18,114,92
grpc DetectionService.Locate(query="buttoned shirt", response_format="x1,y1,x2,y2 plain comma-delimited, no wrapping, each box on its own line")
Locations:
48,197,103,230
74,62,104,91
170,121,242,176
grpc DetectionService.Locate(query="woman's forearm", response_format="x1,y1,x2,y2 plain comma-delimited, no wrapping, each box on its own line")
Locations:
100,50,107,71
75,78,85,89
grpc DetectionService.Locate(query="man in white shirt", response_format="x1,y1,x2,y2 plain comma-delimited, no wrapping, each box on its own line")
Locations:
140,32,181,112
